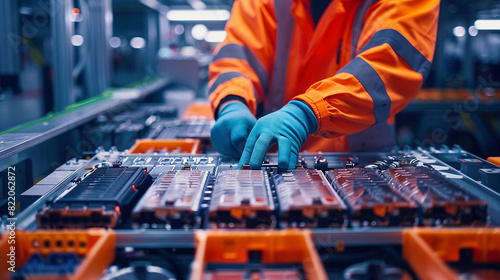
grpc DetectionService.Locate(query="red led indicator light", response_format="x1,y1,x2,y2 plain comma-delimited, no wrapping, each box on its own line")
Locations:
132,184,137,191
144,170,147,174
115,206,121,216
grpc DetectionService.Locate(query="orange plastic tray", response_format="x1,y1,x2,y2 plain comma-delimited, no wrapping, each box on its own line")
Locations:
127,139,201,154
191,230,327,280
403,228,500,280
182,102,214,120
415,89,473,102
487,157,500,167
1,229,115,280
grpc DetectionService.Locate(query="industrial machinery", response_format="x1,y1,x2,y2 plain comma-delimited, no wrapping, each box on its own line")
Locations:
2,0,500,278
3,108,499,279
0,80,498,279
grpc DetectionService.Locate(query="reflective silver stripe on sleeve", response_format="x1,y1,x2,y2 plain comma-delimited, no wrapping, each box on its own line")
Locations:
351,0,380,60
209,71,259,101
358,28,432,78
213,43,269,96
337,57,391,124
265,0,295,114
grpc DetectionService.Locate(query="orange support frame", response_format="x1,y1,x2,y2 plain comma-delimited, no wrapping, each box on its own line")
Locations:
414,89,473,102
487,157,500,167
191,230,327,280
403,228,500,280
182,102,214,120
127,139,201,154
0,233,10,276
1,229,115,280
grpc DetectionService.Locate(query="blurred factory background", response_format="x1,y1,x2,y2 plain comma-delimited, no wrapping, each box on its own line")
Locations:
2,3,500,279
1,0,499,158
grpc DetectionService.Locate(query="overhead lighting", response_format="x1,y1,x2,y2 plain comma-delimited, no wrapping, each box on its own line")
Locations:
468,26,478,37
109,37,121,48
191,24,208,40
71,14,83,22
70,7,82,22
180,46,197,56
174,24,185,35
166,9,230,21
205,31,227,43
452,26,466,37
71,35,84,46
158,47,172,58
130,37,146,49
474,19,500,30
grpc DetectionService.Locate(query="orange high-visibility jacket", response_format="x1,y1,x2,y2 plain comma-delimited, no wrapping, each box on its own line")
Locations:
209,0,440,152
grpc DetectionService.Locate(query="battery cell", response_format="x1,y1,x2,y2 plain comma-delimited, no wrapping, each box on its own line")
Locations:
36,166,152,229
384,166,488,226
132,170,209,229
209,170,274,228
327,168,417,227
152,119,213,139
273,169,346,228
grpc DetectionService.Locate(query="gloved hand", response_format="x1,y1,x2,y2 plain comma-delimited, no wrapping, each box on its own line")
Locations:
238,100,318,170
210,101,257,158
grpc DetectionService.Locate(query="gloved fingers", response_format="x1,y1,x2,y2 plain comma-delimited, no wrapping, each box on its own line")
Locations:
277,137,291,170
211,124,239,157
230,124,250,154
249,133,275,169
289,149,299,170
238,131,258,169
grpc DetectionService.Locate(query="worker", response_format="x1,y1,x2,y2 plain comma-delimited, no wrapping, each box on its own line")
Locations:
209,0,440,170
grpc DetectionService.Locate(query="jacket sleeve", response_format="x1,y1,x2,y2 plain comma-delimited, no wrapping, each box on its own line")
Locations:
293,0,440,138
208,0,276,118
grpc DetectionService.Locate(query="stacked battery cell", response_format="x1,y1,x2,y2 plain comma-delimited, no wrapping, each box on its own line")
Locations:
273,169,346,228
150,119,213,139
36,166,152,229
175,119,213,139
209,170,274,228
156,156,215,166
384,166,488,226
327,168,417,227
132,170,209,229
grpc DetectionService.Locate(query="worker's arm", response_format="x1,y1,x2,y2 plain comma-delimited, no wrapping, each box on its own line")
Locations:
211,101,257,157
209,0,275,157
239,0,439,169
208,0,276,118
293,0,440,138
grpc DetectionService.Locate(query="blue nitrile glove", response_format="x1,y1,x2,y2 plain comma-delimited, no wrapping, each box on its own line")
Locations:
210,102,257,157
238,100,318,170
